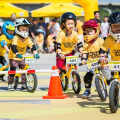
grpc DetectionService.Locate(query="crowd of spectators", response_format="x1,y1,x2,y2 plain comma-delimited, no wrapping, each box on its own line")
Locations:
29,17,60,53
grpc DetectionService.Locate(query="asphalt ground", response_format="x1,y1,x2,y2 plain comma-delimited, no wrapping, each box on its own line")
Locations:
0,53,119,120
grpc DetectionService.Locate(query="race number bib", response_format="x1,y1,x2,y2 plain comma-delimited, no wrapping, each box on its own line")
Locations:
109,61,120,71
66,56,77,64
25,56,34,63
87,58,100,69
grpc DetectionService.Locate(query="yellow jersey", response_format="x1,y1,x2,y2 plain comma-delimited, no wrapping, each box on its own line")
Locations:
0,34,12,57
8,35,33,60
82,37,104,61
102,35,120,61
76,21,83,35
56,29,81,55
36,34,44,44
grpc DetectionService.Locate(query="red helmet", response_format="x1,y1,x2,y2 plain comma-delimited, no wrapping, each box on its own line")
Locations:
82,20,100,43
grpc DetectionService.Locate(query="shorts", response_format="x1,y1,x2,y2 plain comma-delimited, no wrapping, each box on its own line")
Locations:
56,51,75,70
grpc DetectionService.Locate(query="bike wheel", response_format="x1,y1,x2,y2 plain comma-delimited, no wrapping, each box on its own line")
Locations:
26,73,37,93
14,76,19,89
72,71,81,94
95,76,107,101
60,70,69,91
109,81,119,113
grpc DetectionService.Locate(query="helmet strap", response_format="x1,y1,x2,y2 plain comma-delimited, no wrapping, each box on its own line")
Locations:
89,38,97,44
17,34,25,39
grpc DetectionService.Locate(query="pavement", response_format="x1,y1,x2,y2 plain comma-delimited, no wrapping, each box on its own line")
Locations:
0,53,119,120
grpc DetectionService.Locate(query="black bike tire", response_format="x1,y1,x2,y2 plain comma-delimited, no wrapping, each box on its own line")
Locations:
60,70,69,91
26,73,37,93
14,76,19,89
109,81,119,113
72,71,81,94
95,76,107,101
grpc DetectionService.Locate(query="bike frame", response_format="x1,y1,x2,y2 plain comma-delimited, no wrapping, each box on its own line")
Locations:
61,64,77,83
15,64,30,79
0,64,10,71
94,67,107,90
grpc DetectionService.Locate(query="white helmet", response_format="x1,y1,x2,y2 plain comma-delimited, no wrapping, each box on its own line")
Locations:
15,18,32,38
109,27,120,41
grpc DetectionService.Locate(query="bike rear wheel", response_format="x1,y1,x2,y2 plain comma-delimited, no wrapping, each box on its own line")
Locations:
60,70,69,91
95,76,107,101
109,81,119,113
14,76,19,89
72,71,81,94
26,73,37,93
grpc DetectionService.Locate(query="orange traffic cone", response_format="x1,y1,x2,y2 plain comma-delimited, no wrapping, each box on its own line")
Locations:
43,66,68,99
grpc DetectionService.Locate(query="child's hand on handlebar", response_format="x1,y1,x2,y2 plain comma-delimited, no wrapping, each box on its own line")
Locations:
16,53,23,59
59,53,65,59
34,54,39,59
100,55,107,64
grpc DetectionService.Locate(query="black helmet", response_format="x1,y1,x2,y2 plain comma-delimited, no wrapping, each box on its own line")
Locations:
108,11,120,25
60,12,77,24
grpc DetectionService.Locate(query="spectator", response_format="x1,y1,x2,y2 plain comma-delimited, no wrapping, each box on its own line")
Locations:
47,20,55,35
75,19,84,44
37,17,47,37
29,18,38,45
47,30,55,53
36,30,44,53
101,16,109,40
92,11,103,38
0,26,2,36
52,18,60,39
11,13,16,23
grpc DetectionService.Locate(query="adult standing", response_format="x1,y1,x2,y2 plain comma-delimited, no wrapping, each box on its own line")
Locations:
51,18,60,52
101,16,109,40
92,11,103,38
37,17,47,37
52,18,60,39
10,13,16,23
29,18,38,45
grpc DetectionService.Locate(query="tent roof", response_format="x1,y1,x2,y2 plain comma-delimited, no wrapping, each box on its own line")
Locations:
0,0,74,3
32,3,84,17
0,3,28,17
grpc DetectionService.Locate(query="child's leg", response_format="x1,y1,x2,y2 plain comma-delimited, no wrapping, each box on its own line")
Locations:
82,72,94,98
19,59,26,84
8,59,17,84
56,54,66,70
84,72,94,90
100,67,111,85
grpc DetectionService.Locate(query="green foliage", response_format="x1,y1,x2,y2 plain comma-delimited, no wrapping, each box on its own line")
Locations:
99,5,120,22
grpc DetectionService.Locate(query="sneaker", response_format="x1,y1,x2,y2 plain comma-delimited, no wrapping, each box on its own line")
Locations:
82,90,91,98
20,84,27,91
8,84,14,91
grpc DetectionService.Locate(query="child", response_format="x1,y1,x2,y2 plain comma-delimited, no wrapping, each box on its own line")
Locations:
81,20,111,98
8,18,39,91
47,31,55,53
0,21,15,82
36,29,44,53
56,12,83,70
100,12,120,78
